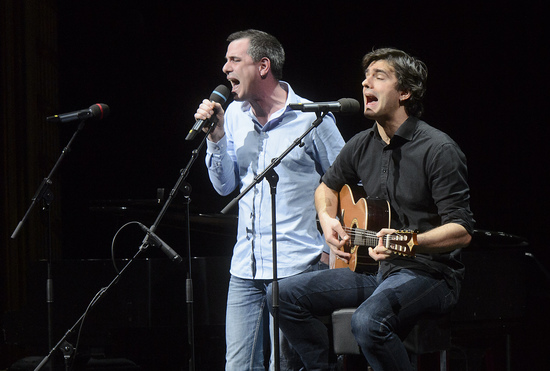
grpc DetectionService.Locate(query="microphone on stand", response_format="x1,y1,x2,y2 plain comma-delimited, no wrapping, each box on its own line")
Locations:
186,85,231,140
138,222,183,264
288,98,360,114
46,103,110,123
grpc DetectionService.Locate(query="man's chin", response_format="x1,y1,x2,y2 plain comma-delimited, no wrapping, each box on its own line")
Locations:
363,110,376,120
231,91,244,102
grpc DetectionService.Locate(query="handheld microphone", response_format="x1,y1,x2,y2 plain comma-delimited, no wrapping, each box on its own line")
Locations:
186,85,231,140
138,223,183,264
46,103,110,123
288,98,360,114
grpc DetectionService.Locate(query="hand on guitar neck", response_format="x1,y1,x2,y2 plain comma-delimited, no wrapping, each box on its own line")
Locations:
369,228,406,261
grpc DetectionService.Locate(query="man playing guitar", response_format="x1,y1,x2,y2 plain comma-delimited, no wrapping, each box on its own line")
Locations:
267,48,475,371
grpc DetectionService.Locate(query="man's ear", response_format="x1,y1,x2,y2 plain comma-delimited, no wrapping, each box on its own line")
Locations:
259,57,270,79
399,90,411,102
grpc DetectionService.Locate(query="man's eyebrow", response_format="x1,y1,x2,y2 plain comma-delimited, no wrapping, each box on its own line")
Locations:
366,68,390,76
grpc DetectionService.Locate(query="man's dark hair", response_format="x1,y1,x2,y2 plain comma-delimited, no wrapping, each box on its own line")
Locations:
362,48,428,117
227,29,285,80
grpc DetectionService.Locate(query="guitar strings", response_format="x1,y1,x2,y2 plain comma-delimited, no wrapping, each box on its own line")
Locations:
343,227,380,239
343,227,409,240
343,227,379,246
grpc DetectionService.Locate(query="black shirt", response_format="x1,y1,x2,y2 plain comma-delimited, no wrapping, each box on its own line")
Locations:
322,117,475,289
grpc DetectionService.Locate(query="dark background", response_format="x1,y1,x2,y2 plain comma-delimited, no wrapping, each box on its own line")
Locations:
54,1,549,257
3,1,550,370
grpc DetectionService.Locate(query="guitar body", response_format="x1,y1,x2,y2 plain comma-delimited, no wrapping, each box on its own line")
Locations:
332,184,391,273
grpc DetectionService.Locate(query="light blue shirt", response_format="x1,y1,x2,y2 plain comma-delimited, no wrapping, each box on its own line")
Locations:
205,82,345,279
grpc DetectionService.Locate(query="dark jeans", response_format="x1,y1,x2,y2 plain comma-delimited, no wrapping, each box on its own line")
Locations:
267,268,459,371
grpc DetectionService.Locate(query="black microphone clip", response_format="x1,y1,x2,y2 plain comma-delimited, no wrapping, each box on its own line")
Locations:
138,223,182,264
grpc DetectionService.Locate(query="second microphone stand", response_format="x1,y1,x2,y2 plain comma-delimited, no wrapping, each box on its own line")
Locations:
11,119,88,371
33,119,218,371
221,111,328,371
139,120,222,371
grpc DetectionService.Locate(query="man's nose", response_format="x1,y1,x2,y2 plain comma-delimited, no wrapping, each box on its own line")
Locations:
222,61,231,74
362,77,371,89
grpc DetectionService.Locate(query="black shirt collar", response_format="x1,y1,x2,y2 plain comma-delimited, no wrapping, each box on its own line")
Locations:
371,116,419,145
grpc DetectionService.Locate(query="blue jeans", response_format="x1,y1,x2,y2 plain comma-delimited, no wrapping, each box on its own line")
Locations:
225,261,327,370
267,268,459,371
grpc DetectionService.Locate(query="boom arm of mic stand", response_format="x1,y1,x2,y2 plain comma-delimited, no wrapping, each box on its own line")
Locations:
220,112,327,214
11,120,86,239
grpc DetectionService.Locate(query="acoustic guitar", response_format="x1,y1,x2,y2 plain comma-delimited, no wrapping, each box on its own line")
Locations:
330,184,417,273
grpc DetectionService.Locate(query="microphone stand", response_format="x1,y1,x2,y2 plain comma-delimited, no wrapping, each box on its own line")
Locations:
138,120,221,371
11,119,88,370
34,121,218,371
220,111,328,371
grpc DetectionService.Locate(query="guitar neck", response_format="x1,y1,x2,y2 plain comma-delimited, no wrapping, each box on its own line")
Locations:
344,226,417,257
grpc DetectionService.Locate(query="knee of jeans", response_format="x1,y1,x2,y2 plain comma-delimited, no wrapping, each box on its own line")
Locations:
266,282,290,313
270,278,297,304
351,308,389,349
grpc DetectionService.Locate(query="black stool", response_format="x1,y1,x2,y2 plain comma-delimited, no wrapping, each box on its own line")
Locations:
332,308,450,371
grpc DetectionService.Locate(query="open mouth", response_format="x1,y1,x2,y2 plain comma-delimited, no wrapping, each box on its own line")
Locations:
365,94,378,107
228,77,240,93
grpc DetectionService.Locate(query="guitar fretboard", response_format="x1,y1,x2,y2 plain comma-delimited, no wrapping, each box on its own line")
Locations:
344,226,379,246
343,226,416,256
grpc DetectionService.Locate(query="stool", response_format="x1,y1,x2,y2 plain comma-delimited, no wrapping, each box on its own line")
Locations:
332,308,450,371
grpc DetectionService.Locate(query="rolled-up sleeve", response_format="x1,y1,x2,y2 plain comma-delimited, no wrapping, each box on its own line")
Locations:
430,142,475,235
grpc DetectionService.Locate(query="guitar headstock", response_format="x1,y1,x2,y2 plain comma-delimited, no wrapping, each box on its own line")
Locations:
386,230,417,257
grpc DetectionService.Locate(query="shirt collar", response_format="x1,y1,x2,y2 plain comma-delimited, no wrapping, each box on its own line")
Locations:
394,116,419,141
241,81,296,132
371,116,419,143
239,81,294,113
